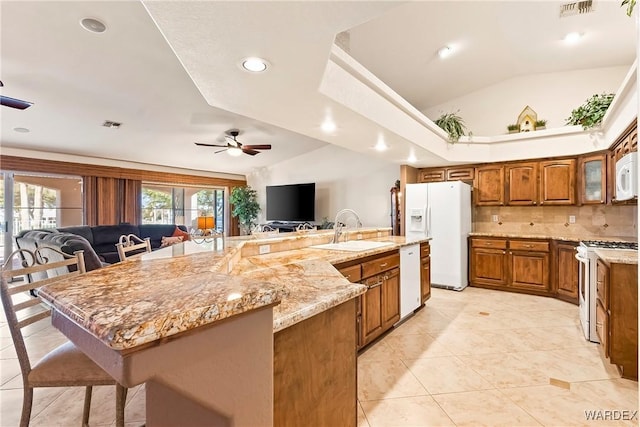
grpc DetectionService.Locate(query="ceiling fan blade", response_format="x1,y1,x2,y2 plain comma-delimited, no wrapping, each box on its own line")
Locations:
194,142,228,148
214,148,228,154
242,144,271,150
0,95,33,110
242,148,260,156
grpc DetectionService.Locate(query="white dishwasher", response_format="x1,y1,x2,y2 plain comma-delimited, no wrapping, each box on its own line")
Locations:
399,244,421,320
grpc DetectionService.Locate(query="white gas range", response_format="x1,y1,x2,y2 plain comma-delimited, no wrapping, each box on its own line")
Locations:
575,240,638,342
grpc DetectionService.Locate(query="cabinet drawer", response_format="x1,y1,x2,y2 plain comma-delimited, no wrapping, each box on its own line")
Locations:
338,264,361,283
362,253,400,279
510,240,549,252
420,243,430,258
471,238,507,250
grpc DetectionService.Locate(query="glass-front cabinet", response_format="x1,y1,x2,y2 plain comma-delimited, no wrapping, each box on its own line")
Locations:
578,153,607,205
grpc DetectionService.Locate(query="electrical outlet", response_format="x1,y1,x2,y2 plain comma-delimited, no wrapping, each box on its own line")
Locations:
569,215,576,224
492,215,499,222
259,244,271,255
357,233,363,240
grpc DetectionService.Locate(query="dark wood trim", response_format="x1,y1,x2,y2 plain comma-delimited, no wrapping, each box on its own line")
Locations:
0,155,246,188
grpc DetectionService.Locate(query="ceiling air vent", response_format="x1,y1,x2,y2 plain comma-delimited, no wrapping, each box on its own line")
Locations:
560,0,595,17
102,120,121,129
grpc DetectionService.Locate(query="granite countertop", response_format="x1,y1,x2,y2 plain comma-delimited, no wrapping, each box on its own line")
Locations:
469,232,637,243
594,248,638,265
39,228,427,348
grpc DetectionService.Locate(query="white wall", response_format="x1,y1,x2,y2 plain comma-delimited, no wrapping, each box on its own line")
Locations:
246,145,399,228
423,66,630,136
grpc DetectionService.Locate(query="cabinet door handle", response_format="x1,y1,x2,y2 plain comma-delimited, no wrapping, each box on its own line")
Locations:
525,244,533,248
380,262,388,267
368,281,383,289
502,251,506,254
485,242,492,246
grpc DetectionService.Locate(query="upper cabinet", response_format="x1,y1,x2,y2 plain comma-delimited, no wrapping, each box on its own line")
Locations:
539,159,576,205
418,166,474,183
475,165,505,206
505,162,539,206
578,153,607,205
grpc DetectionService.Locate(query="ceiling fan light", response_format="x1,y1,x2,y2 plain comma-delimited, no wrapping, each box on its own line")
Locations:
227,147,243,156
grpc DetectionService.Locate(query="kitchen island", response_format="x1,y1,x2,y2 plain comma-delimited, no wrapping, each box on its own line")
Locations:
39,228,430,426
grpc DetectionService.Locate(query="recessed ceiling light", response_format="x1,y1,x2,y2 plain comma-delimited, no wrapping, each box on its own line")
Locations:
563,32,583,44
407,153,417,163
80,18,107,34
374,137,388,151
437,46,453,59
241,57,269,73
227,147,243,157
13,127,30,133
321,120,336,133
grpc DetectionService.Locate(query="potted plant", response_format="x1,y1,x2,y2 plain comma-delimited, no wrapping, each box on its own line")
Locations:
534,119,547,130
507,124,520,134
434,111,467,143
230,185,260,235
566,93,615,130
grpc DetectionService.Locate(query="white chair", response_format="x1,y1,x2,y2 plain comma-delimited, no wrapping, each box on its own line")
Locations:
115,234,151,262
0,247,127,427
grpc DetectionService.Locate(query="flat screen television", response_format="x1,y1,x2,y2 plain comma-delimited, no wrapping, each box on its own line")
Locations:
266,183,315,222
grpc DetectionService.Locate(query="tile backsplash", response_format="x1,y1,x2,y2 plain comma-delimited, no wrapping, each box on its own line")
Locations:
474,205,637,239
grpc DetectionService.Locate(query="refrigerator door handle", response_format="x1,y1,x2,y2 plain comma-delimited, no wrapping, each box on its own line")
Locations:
426,205,432,237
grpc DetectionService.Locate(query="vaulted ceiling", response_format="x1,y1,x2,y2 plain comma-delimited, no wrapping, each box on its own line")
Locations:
0,1,636,176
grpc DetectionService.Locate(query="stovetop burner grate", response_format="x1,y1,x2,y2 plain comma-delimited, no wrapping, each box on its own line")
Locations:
581,240,638,250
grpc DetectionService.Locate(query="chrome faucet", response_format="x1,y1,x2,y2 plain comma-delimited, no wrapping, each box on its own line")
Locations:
332,209,363,243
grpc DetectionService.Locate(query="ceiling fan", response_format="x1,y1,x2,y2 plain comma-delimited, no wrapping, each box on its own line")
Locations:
0,80,33,110
194,130,272,156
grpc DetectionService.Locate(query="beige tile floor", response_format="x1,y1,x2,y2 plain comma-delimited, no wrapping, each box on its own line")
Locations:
358,287,638,427
1,287,637,426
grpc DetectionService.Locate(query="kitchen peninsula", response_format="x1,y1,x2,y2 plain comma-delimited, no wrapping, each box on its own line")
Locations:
39,227,430,426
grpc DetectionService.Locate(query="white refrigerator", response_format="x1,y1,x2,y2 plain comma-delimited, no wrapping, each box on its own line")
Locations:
405,181,472,291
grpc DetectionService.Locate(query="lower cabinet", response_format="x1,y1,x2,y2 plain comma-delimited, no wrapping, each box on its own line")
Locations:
336,250,400,350
595,258,637,380
554,241,579,304
420,243,431,303
469,237,551,296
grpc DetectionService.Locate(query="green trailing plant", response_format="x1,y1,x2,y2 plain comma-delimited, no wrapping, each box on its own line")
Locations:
507,124,520,132
566,93,615,130
622,0,636,16
230,185,260,234
535,119,547,128
434,111,467,143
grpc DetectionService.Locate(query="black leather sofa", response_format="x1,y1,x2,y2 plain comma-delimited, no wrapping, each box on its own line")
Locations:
15,223,188,270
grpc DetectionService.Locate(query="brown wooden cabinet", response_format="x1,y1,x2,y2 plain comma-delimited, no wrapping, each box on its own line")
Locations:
610,121,638,204
470,237,551,296
381,268,400,330
554,241,579,304
539,159,576,205
420,243,431,303
577,153,607,205
418,166,474,183
469,238,508,287
505,162,539,206
595,257,638,380
474,165,505,206
337,250,400,350
508,239,550,293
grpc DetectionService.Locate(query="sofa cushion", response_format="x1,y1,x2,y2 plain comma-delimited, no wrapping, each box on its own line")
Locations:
171,226,191,241
139,224,188,249
91,224,140,247
56,226,94,245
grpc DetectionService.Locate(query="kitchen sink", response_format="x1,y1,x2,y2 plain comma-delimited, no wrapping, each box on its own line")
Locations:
310,240,394,252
